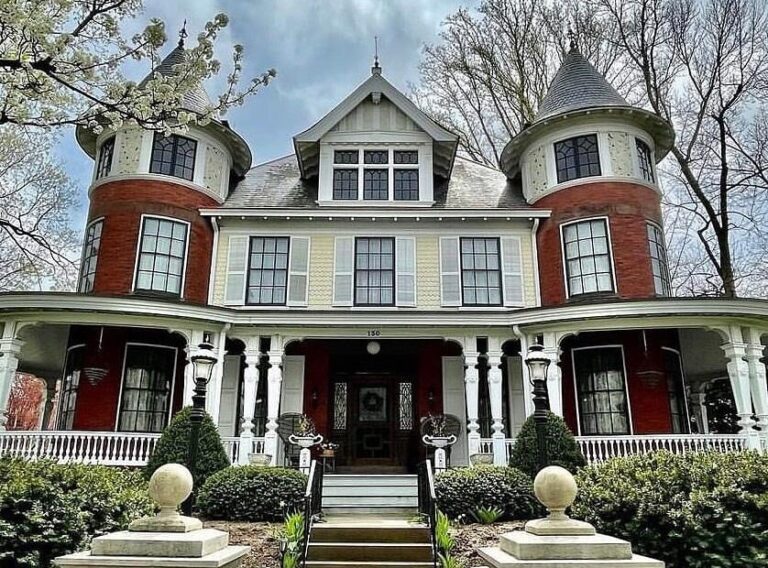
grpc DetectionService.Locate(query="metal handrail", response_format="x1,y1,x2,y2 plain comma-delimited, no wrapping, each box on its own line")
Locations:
417,459,438,568
301,459,323,568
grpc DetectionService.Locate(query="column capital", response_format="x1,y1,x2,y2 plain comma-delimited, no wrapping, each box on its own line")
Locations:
0,337,24,356
722,342,748,359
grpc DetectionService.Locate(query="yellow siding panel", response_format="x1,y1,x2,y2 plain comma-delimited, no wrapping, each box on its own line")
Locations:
308,234,335,308
519,234,537,307
416,235,440,309
211,233,229,305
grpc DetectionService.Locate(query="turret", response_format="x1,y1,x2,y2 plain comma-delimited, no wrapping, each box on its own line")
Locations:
501,44,675,306
74,42,251,304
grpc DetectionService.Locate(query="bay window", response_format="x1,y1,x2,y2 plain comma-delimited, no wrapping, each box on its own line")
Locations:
562,219,614,297
134,216,188,296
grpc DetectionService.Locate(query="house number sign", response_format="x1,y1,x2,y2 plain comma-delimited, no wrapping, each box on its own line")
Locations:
367,330,381,337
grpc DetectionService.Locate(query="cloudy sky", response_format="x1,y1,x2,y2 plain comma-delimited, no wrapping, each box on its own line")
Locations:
61,0,474,227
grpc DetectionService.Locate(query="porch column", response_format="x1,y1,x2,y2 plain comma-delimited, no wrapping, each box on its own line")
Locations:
0,337,24,431
264,349,284,466
40,375,59,430
206,327,230,421
464,351,481,458
183,330,205,407
745,328,768,451
239,337,261,465
487,352,506,466
542,332,563,416
721,329,759,449
690,389,710,434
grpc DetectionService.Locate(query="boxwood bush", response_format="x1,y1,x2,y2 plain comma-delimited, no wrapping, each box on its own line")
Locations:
509,412,586,477
572,451,768,568
435,465,541,521
0,458,153,568
197,466,306,521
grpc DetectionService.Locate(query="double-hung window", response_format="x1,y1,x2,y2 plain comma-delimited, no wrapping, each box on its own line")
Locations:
555,134,601,183
573,347,630,435
150,133,197,181
78,219,104,293
562,219,614,296
460,237,502,306
332,149,420,201
117,345,176,433
636,138,654,183
246,237,290,305
96,136,115,179
355,237,395,306
135,217,188,296
647,223,671,296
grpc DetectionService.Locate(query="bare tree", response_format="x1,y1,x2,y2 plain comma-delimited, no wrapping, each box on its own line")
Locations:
0,127,79,291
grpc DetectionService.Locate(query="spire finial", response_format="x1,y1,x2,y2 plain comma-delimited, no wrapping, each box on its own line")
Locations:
372,36,381,75
178,19,188,48
567,23,578,52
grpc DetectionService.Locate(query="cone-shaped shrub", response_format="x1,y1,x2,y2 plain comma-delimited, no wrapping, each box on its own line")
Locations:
144,406,230,490
509,411,586,477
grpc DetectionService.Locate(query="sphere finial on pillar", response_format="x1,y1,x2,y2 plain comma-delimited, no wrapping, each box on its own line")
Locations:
524,465,596,536
129,463,203,533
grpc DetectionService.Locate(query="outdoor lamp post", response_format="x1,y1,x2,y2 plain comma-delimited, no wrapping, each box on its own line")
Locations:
183,337,217,515
524,344,552,472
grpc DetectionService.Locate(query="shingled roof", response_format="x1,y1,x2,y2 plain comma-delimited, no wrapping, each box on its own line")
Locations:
139,44,214,116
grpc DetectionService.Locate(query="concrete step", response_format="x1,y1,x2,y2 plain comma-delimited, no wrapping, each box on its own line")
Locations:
323,495,418,507
323,506,418,517
311,525,430,544
307,542,433,562
322,484,419,497
323,475,417,487
305,562,433,568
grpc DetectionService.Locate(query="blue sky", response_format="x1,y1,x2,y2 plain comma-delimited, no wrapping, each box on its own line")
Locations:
61,0,473,229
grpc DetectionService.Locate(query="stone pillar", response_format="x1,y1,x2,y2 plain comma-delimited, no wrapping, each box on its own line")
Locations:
542,332,563,417
745,328,768,451
487,352,506,466
464,351,481,459
238,344,261,465
721,328,759,449
182,330,204,407
264,350,284,466
0,337,24,431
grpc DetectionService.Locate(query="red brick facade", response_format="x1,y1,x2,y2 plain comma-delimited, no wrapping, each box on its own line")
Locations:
535,181,663,306
87,179,218,304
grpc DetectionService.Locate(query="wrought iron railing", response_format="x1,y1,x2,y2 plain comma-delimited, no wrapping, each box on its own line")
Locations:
417,459,438,568
301,459,323,568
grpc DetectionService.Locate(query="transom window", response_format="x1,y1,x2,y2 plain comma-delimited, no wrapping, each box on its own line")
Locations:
331,148,419,201
78,219,103,293
57,346,84,430
135,217,188,296
96,136,115,179
118,345,176,433
636,138,654,183
460,237,502,306
247,237,289,305
150,133,197,181
555,134,601,183
647,223,671,296
355,237,395,306
562,219,614,296
574,347,630,435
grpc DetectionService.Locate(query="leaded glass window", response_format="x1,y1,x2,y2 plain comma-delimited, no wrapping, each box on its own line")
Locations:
334,150,359,164
118,345,175,433
364,169,388,200
562,219,614,296
135,217,188,296
246,237,289,305
555,134,601,183
647,223,671,296
394,170,418,200
398,382,413,430
574,347,630,435
460,237,502,306
96,136,114,179
394,151,418,164
333,382,348,430
78,219,103,293
364,150,388,164
57,346,84,430
149,133,197,181
355,237,395,306
333,169,358,200
636,138,654,182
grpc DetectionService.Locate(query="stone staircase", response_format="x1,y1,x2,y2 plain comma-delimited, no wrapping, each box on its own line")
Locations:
322,474,419,514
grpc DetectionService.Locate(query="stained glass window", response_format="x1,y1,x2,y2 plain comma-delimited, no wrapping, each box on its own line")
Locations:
135,217,188,296
118,345,175,433
394,170,418,200
333,382,348,430
333,169,358,200
364,169,388,200
364,150,388,164
574,347,629,435
334,150,359,164
398,382,413,430
555,134,601,183
149,133,197,181
562,219,614,296
394,151,418,164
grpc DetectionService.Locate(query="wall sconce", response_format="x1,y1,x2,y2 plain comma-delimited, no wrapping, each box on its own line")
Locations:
427,389,435,404
311,389,319,404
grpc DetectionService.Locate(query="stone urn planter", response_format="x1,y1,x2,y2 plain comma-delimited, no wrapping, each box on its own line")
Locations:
288,434,324,449
422,434,457,448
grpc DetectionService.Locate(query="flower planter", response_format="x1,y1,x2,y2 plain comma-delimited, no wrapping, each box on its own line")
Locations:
248,453,272,466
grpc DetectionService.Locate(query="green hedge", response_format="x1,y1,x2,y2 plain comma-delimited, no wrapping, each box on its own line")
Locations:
144,406,230,491
509,412,586,477
435,465,541,521
572,451,768,568
197,466,306,521
0,458,153,568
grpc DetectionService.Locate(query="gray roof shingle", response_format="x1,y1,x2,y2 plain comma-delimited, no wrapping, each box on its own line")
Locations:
223,154,530,210
140,45,214,116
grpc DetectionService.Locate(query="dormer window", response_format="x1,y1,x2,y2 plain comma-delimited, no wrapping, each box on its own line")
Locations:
331,148,420,202
555,135,601,183
150,133,197,181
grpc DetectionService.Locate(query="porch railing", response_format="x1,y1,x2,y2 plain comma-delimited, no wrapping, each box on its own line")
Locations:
221,436,266,464
575,433,748,464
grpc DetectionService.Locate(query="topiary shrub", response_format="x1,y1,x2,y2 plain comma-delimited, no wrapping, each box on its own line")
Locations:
0,458,153,568
197,466,307,522
509,412,586,477
435,465,541,521
144,406,230,490
572,451,768,568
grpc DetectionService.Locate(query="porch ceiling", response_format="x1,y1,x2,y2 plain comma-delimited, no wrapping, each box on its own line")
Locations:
17,324,69,377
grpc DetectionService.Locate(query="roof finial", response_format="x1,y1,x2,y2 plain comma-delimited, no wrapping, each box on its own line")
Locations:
178,19,188,48
567,23,578,53
372,36,381,75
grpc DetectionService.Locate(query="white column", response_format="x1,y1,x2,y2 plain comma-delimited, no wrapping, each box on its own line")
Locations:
487,352,506,466
464,351,481,458
691,389,710,434
183,330,204,407
206,327,229,421
745,328,768,451
0,338,24,431
542,332,563,417
238,346,260,465
721,327,759,449
264,350,284,466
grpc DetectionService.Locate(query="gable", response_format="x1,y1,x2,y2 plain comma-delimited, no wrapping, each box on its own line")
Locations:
329,96,423,134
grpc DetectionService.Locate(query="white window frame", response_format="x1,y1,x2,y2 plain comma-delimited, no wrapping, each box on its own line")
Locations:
245,235,291,306
559,216,618,299
331,147,420,203
131,214,191,299
115,342,178,433
78,217,104,293
95,136,115,179
571,344,634,436
633,136,657,184
646,221,671,296
552,133,603,184
57,343,86,430
661,346,692,433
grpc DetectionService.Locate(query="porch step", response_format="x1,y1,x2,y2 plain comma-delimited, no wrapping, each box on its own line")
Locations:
322,475,418,509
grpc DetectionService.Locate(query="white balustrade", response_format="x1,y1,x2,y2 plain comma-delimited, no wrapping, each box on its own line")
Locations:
478,438,494,454
221,436,266,465
575,434,749,464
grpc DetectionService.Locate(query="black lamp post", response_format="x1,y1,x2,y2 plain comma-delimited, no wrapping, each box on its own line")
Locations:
183,338,217,515
524,344,552,472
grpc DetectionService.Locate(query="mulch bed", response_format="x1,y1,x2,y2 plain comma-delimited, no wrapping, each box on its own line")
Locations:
452,521,524,566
